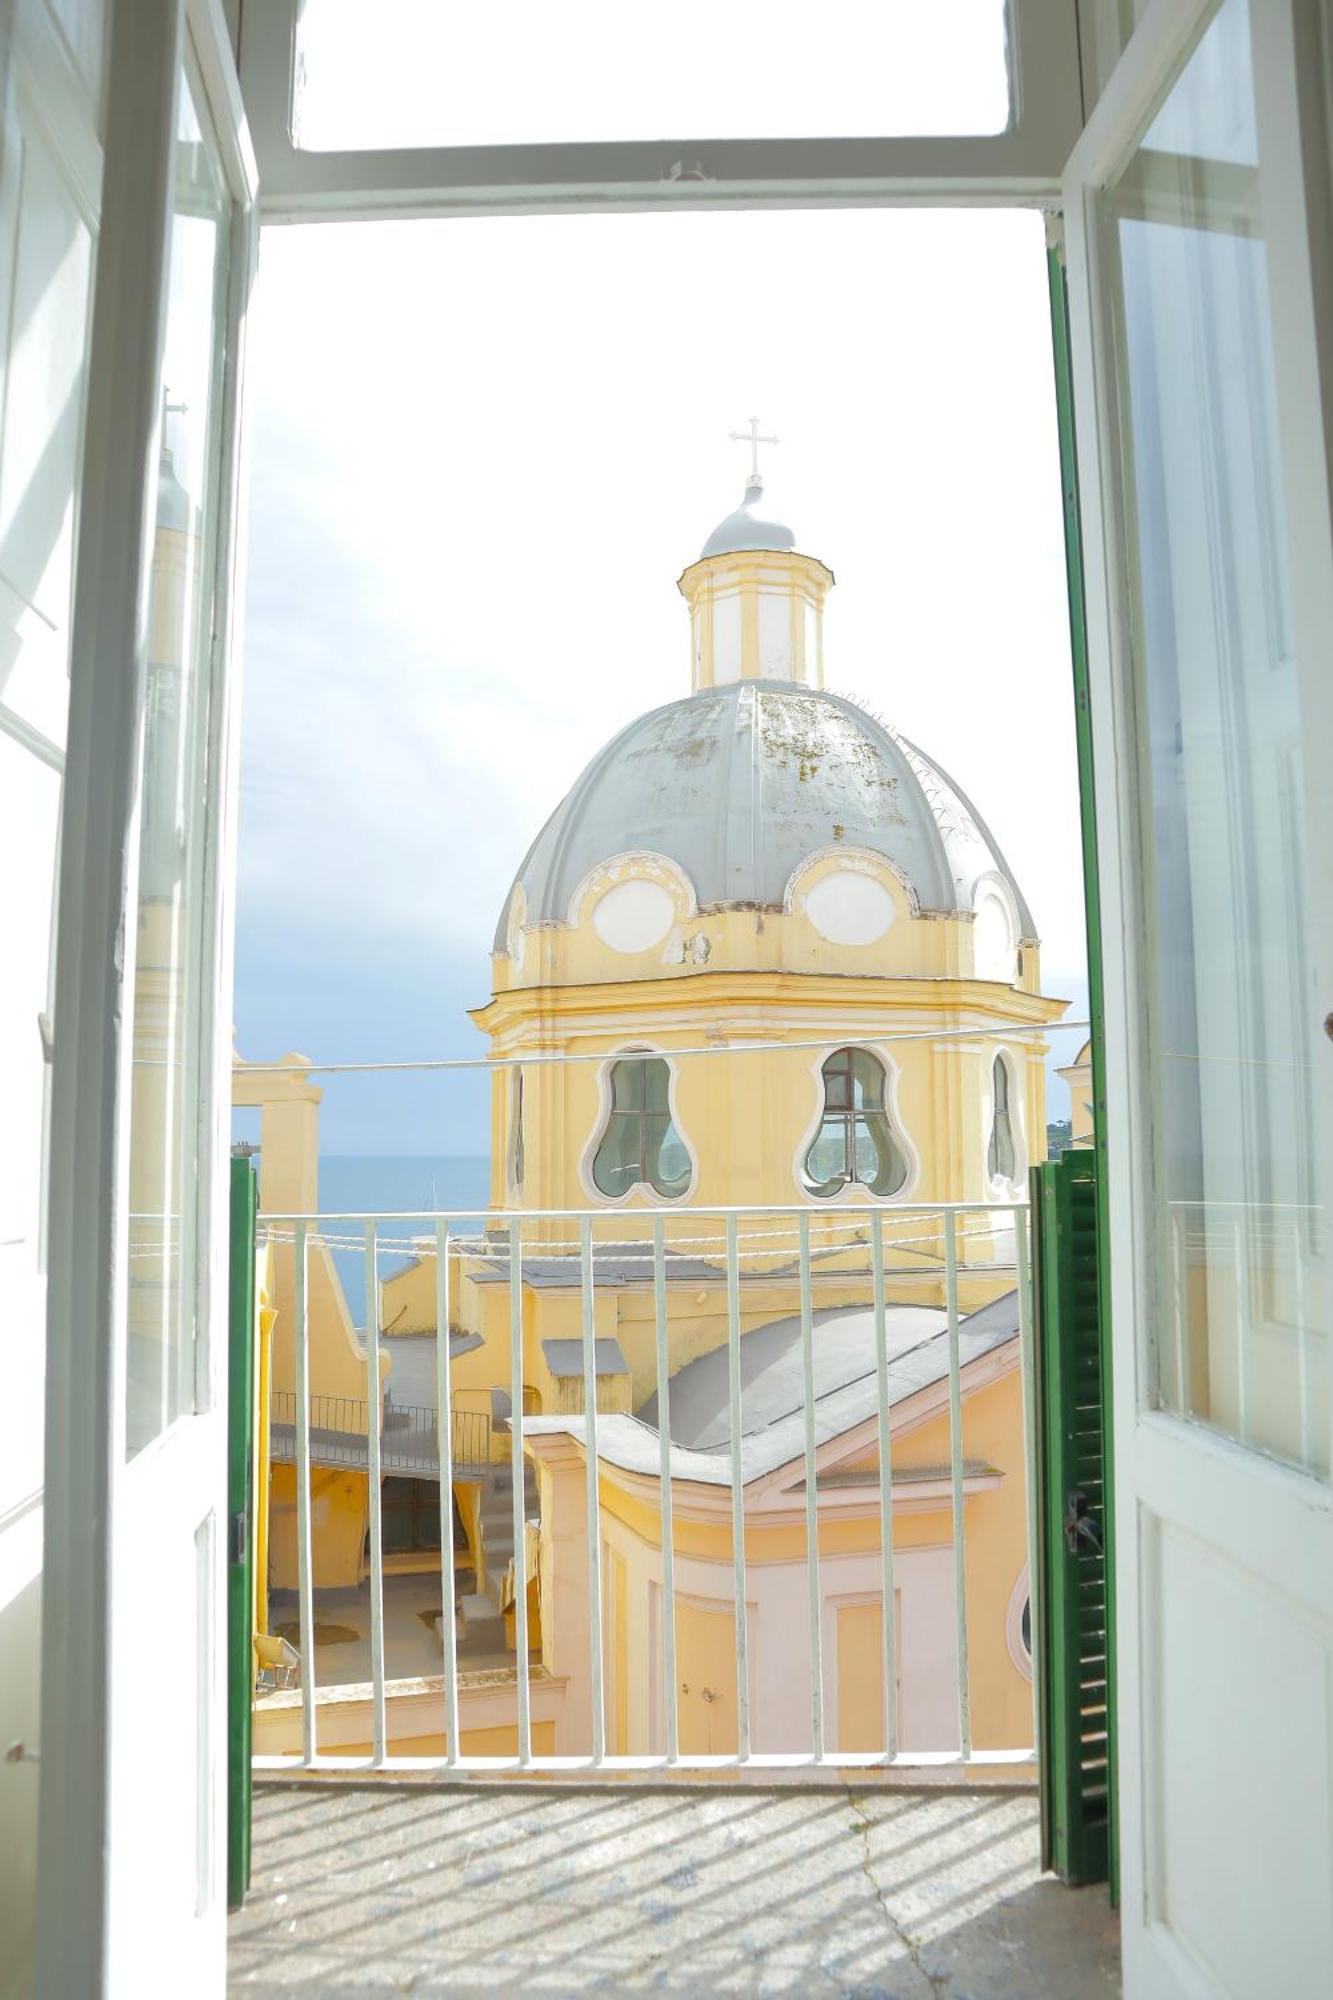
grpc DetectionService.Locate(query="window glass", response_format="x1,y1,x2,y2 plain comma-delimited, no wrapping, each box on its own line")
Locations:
988,1055,1017,1183
293,0,1012,152
125,62,230,1457
803,1048,908,1200
1110,0,1327,1477
510,1068,524,1192
592,1056,691,1200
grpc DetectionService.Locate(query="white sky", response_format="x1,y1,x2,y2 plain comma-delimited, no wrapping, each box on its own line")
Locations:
295,0,1010,148
236,206,1088,1150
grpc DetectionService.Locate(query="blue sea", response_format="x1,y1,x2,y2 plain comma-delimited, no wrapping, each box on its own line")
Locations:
315,1154,491,1325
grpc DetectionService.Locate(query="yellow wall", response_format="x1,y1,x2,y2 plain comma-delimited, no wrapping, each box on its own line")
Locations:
269,1464,367,1591
528,1355,1032,1762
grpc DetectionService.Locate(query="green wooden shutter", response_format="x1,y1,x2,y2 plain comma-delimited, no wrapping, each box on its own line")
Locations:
1032,1148,1114,1888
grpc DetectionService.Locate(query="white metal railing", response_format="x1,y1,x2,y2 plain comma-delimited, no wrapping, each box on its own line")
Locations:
252,1200,1038,1777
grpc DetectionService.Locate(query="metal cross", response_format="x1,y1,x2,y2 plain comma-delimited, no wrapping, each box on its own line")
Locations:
729,416,778,484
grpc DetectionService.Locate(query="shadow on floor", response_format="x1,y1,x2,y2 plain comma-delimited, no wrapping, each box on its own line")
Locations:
228,1781,1120,1997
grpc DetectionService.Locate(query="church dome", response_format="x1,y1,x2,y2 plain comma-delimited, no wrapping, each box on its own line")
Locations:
699,475,798,558
495,680,1035,950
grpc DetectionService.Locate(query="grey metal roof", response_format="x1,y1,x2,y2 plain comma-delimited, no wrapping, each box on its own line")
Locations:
698,476,798,558
542,1337,629,1378
525,1289,1020,1486
495,681,1035,951
641,1302,946,1448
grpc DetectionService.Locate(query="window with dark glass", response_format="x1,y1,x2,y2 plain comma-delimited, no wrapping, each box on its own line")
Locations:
802,1047,908,1199
988,1053,1017,1182
591,1055,691,1199
378,1477,446,1555
511,1068,524,1191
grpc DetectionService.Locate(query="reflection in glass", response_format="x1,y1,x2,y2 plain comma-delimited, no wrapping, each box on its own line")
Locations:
1110,0,1327,1476
125,66,229,1456
803,1047,908,1199
988,1056,1017,1183
591,1055,692,1200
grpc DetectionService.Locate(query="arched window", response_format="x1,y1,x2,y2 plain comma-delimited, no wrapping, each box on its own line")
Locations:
803,1047,908,1199
988,1053,1017,1182
510,1068,525,1193
591,1054,691,1200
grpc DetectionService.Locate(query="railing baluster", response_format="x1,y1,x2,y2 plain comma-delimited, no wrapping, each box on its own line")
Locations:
1014,1203,1041,1756
871,1212,898,1764
945,1211,972,1761
509,1215,531,1766
293,1221,316,1765
653,1217,679,1765
581,1218,607,1763
364,1220,386,1766
798,1213,823,1761
727,1213,750,1763
436,1220,459,1768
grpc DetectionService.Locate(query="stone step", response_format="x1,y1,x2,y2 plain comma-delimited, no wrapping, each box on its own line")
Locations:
457,1589,507,1653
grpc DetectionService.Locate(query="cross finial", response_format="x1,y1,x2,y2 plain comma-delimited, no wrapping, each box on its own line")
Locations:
729,415,778,487
160,387,188,456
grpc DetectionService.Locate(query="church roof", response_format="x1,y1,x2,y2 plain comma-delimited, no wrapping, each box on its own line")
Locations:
698,474,798,558
524,1288,1021,1484
495,680,1035,949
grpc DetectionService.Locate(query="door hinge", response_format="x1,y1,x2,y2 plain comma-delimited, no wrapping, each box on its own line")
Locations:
228,1510,248,1566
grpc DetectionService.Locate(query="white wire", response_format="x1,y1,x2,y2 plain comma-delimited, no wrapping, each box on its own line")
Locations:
233,1018,1090,1078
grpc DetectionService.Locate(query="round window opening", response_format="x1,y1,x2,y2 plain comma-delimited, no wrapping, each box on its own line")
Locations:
804,870,895,947
592,878,675,953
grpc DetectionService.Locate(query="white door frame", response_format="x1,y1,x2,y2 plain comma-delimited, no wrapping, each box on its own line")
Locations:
35,0,256,1991
1062,0,1333,1988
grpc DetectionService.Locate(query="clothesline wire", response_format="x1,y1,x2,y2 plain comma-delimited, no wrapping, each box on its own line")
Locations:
232,1018,1091,1079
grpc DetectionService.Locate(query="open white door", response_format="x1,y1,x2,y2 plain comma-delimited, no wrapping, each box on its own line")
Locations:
36,3,256,1995
1064,0,1333,1991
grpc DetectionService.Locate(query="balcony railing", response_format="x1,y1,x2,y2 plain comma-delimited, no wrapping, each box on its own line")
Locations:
253,1201,1038,1778
269,1390,492,1473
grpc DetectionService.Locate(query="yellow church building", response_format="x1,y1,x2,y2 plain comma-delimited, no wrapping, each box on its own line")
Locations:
245,449,1066,1763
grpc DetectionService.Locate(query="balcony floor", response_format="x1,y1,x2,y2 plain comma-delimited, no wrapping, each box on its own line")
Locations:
228,1781,1120,1996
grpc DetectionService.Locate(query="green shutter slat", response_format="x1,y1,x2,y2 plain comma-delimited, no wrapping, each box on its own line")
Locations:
1033,1149,1116,1890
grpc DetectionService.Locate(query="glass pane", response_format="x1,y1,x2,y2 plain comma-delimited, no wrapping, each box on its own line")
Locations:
850,1048,885,1108
125,66,230,1456
823,1054,851,1111
1110,0,1327,1478
859,1112,908,1198
641,1057,671,1114
610,1059,646,1111
294,0,1011,151
591,1110,642,1198
804,1119,848,1197
652,1120,692,1200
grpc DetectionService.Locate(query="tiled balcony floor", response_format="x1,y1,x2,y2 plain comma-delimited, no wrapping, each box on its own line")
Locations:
228,1781,1121,1997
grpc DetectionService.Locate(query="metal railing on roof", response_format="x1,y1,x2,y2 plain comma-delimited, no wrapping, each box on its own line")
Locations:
253,1201,1038,1780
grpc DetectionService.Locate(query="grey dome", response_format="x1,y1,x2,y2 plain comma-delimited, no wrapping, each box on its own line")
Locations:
699,476,797,558
156,445,194,533
495,681,1036,950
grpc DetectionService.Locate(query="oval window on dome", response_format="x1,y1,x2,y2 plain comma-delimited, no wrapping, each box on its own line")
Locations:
592,878,675,953
973,885,1017,983
805,870,895,946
